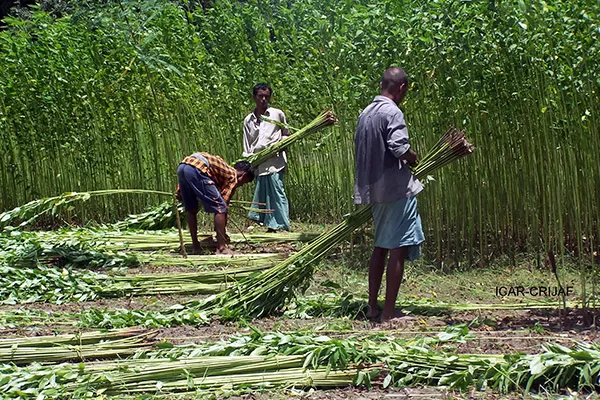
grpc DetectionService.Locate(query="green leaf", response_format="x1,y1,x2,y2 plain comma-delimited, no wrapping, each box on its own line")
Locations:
382,373,392,388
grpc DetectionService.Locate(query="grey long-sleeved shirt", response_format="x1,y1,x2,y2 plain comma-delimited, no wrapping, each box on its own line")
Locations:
354,95,423,204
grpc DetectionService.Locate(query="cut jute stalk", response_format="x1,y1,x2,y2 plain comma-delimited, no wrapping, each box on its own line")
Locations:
173,193,187,258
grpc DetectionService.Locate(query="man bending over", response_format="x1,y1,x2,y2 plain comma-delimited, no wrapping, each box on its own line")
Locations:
177,152,254,255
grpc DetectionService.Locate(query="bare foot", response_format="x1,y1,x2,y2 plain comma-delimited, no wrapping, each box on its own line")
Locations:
216,247,234,256
191,244,203,255
366,305,382,320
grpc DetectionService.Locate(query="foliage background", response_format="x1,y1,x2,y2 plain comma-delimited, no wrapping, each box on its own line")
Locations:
0,0,598,263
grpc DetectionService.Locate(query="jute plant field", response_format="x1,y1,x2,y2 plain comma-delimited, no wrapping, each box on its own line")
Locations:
0,0,599,398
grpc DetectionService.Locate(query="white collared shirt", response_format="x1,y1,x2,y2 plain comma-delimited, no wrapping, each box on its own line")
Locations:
243,107,290,176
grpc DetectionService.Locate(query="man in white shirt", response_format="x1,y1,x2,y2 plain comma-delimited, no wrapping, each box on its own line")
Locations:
242,83,291,231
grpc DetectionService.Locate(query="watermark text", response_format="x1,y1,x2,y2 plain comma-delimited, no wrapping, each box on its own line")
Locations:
495,286,574,297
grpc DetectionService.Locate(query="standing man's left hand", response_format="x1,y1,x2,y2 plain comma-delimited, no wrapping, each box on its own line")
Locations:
402,149,419,167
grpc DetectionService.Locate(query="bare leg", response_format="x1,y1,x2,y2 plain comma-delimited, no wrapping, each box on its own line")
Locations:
214,213,233,255
186,210,202,254
382,247,408,320
367,247,388,318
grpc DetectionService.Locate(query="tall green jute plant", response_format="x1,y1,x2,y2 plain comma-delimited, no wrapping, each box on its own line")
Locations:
88,110,338,232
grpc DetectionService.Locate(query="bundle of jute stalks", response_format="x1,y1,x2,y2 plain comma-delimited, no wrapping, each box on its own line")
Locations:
242,110,338,167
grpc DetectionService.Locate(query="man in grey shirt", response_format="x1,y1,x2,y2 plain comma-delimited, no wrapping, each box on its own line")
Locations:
354,67,424,321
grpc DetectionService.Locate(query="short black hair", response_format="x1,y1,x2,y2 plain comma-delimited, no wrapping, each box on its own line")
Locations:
381,67,409,91
253,83,272,96
234,160,255,181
